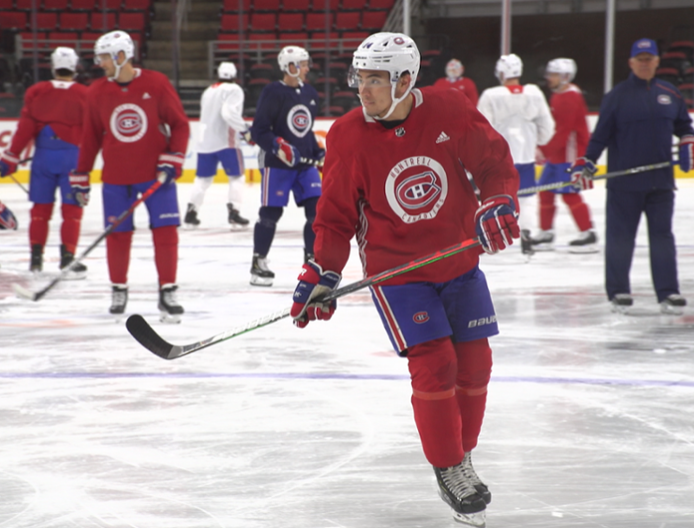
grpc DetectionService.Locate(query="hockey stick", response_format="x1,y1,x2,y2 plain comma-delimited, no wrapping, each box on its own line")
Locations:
13,175,166,302
4,157,33,195
126,237,483,360
518,161,672,195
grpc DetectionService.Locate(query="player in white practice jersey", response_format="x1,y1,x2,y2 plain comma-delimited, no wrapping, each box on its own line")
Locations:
477,54,555,255
184,62,250,228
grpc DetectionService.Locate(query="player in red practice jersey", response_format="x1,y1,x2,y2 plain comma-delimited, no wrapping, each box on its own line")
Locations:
72,31,190,322
534,58,598,253
290,33,519,527
433,58,479,106
0,47,87,277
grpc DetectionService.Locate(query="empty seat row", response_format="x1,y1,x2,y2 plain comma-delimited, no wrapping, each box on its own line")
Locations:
0,11,147,31
221,0,393,12
0,0,149,9
220,11,387,33
218,31,369,50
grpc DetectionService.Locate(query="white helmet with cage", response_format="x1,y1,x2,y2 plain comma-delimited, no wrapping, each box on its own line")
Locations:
545,58,577,84
94,30,135,80
494,53,523,83
51,46,79,77
350,32,421,120
218,61,237,80
278,46,310,77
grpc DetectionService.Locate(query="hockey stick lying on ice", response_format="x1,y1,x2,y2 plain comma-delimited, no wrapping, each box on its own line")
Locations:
13,174,166,302
518,161,672,196
126,237,483,360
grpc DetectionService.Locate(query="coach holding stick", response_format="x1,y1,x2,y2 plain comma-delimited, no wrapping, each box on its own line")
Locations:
570,38,694,315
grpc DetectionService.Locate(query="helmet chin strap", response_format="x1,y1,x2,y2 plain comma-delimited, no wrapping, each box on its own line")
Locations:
372,82,412,121
108,53,125,81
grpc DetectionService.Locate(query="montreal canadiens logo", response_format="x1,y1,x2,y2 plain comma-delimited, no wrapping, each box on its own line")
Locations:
657,94,672,105
110,103,147,143
385,156,448,223
286,104,312,138
413,311,429,324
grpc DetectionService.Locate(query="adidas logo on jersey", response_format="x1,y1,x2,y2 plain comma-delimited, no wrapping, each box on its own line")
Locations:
436,131,450,144
143,92,151,99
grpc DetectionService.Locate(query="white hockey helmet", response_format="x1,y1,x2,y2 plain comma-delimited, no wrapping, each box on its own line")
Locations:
445,59,463,79
545,58,577,83
495,53,523,83
94,30,135,80
218,61,237,80
51,46,79,76
350,32,421,120
278,46,310,77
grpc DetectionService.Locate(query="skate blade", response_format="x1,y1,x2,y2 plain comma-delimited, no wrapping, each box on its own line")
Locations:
568,244,599,254
611,304,632,315
160,311,182,324
452,510,486,527
250,275,273,287
229,223,250,230
61,270,87,281
531,243,554,252
182,223,199,230
660,305,684,316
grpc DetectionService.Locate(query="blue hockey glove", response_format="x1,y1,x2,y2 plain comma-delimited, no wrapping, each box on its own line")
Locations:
569,157,596,190
273,137,300,167
679,135,694,173
157,152,185,184
0,151,19,177
290,260,341,328
0,201,18,230
474,194,520,255
69,171,91,207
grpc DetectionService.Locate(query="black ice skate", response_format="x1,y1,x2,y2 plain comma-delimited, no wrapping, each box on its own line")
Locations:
660,294,686,315
227,203,250,227
610,293,633,314
159,283,184,324
60,244,87,280
529,229,554,251
250,254,274,287
110,284,128,317
434,462,486,527
30,244,43,273
520,229,534,256
183,203,200,228
462,452,491,505
568,230,598,254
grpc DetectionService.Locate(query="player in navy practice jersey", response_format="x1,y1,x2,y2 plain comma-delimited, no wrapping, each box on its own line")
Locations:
248,45,324,286
72,31,190,322
0,47,88,277
290,33,520,527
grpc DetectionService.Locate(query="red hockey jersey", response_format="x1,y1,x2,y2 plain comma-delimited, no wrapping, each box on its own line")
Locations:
9,80,87,153
314,87,519,285
539,84,589,164
77,69,189,184
432,76,479,106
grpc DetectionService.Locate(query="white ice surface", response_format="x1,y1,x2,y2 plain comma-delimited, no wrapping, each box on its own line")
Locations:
0,180,693,528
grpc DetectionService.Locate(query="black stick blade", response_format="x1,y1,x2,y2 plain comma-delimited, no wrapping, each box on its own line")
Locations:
126,314,176,359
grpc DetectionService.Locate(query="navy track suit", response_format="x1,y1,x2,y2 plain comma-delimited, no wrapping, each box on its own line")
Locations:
585,73,694,302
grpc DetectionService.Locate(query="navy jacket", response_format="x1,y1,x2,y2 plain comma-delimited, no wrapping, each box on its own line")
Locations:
250,80,322,170
585,73,693,191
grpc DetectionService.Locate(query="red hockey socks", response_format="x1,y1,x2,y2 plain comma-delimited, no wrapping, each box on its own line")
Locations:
454,338,493,453
106,231,133,284
408,336,464,468
29,203,54,248
152,225,178,286
60,203,83,255
538,191,556,231
562,193,593,232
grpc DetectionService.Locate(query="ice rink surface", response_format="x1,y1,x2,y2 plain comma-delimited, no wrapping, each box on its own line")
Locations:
0,179,693,528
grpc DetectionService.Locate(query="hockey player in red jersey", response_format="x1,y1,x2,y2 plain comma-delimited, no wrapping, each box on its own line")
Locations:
71,30,190,322
433,59,479,106
290,33,519,527
534,58,598,253
0,47,87,277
